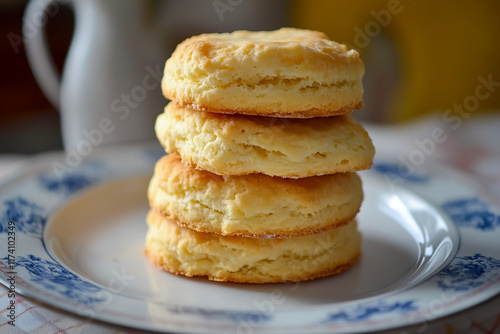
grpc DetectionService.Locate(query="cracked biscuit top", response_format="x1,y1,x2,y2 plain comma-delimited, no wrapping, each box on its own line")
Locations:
162,28,365,117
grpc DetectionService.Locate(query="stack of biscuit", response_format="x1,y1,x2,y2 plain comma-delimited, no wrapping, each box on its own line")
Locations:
145,28,375,283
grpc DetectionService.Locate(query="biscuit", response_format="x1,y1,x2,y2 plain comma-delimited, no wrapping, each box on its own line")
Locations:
148,154,363,238
156,102,375,177
145,209,361,283
162,28,364,117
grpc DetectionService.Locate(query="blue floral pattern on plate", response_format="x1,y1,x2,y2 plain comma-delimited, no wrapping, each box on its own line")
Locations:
38,160,104,196
442,198,500,231
0,197,46,235
436,254,500,292
322,300,418,323
372,162,430,183
38,173,96,196
14,255,104,305
167,306,272,323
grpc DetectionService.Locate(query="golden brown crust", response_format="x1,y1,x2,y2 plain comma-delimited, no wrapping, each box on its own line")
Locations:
177,102,365,119
145,210,361,283
148,154,364,238
155,103,375,177
162,28,364,117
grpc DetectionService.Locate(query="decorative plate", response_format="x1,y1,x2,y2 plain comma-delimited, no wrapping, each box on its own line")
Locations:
0,143,499,333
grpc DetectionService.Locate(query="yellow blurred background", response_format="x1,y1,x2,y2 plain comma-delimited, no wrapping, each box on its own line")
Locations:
291,0,500,122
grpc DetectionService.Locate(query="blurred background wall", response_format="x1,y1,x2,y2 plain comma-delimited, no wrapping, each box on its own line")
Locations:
1,0,499,154
1,0,71,153
292,0,500,123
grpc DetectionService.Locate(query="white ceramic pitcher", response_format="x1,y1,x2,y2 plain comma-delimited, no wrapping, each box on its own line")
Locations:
23,0,169,150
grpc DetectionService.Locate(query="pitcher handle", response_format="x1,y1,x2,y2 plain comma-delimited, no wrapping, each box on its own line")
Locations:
23,0,70,109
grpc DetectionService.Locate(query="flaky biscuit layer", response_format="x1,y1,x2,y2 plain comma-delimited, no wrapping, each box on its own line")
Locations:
145,210,361,283
156,102,375,177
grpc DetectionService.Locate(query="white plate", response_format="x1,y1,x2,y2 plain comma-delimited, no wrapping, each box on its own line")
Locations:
1,143,500,333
